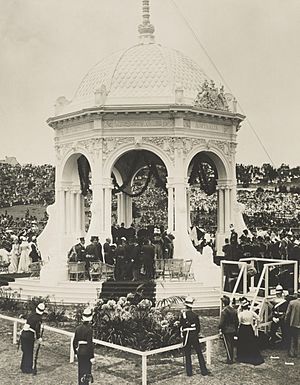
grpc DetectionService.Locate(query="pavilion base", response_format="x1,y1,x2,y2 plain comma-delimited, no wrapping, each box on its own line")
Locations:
7,277,220,309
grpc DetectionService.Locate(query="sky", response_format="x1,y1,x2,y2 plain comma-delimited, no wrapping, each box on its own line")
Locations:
0,0,300,167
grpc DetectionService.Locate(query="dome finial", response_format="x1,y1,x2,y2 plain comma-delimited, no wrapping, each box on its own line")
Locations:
138,0,155,44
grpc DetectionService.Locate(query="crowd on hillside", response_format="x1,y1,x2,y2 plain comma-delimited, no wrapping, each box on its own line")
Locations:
236,163,300,187
0,163,55,207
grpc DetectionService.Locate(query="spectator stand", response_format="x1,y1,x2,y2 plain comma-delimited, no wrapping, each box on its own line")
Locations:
220,258,298,333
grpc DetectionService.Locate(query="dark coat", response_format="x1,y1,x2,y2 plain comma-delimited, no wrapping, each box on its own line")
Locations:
179,309,200,335
73,323,94,359
219,305,239,334
85,242,103,262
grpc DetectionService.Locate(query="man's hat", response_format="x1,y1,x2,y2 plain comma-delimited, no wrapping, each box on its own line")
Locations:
241,299,250,308
185,296,194,308
36,303,46,315
82,307,93,322
221,295,230,304
275,285,283,292
90,236,99,242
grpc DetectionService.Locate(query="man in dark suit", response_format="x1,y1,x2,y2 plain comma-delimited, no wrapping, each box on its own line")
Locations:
140,238,155,280
180,297,211,377
68,237,86,262
219,295,239,363
73,307,95,385
285,289,300,357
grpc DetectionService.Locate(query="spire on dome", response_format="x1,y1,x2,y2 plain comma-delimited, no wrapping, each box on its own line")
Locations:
138,0,155,44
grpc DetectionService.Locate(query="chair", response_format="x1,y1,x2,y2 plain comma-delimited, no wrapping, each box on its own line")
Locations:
29,261,42,278
101,263,115,280
89,261,102,281
155,259,166,279
68,262,86,281
168,259,184,280
182,259,194,280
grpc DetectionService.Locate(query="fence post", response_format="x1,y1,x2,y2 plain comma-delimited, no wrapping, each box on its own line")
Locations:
70,336,75,363
142,354,147,385
13,321,18,344
206,340,211,365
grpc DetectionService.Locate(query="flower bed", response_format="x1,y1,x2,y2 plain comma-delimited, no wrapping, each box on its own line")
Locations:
93,295,182,351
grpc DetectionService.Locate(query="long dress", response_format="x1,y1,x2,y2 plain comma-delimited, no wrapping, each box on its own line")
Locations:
18,240,31,273
193,244,220,285
8,243,20,273
236,309,264,365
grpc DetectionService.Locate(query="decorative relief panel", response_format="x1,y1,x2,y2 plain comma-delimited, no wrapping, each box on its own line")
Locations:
102,137,135,159
103,119,174,128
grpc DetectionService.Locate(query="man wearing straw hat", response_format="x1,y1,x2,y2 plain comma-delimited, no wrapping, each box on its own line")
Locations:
179,296,211,377
73,307,95,385
20,302,45,373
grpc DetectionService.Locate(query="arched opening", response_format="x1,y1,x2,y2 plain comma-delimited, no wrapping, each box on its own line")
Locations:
187,150,229,254
110,149,168,242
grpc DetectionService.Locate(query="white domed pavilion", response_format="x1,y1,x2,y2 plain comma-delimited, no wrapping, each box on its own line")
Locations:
11,0,246,306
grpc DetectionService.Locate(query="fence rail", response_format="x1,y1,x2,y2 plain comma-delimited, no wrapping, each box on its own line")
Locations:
0,313,219,385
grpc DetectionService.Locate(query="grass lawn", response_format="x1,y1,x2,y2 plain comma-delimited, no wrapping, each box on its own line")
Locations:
0,319,299,385
0,205,47,221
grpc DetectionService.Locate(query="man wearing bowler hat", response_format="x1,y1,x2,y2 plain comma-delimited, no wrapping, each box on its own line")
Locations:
179,296,211,377
73,307,95,385
219,295,239,364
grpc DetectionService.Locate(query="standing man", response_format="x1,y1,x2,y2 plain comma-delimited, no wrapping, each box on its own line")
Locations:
219,295,239,364
285,289,300,357
85,236,103,280
68,237,86,262
20,302,45,374
269,285,289,346
179,297,211,377
73,307,95,385
140,238,155,280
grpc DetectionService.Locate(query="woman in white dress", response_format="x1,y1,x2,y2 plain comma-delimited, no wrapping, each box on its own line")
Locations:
192,239,220,285
8,236,20,273
17,237,31,273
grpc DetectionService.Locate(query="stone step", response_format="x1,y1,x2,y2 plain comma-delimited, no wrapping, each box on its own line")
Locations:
7,278,220,308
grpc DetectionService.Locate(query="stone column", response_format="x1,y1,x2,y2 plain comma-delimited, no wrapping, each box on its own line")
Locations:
88,183,104,238
117,192,125,224
224,185,231,233
75,190,82,235
70,189,77,236
65,187,71,235
186,188,191,229
125,194,133,227
103,179,113,237
167,184,174,232
216,184,226,255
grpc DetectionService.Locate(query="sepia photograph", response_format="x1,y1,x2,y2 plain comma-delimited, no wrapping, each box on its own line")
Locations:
0,1,299,384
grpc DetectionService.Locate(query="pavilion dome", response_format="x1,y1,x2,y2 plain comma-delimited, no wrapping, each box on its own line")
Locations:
63,42,210,113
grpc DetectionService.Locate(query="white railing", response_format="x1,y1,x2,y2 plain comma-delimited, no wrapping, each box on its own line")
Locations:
0,313,219,385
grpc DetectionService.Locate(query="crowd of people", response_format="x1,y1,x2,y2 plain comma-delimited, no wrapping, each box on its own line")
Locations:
0,163,54,207
67,224,175,282
236,163,300,187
